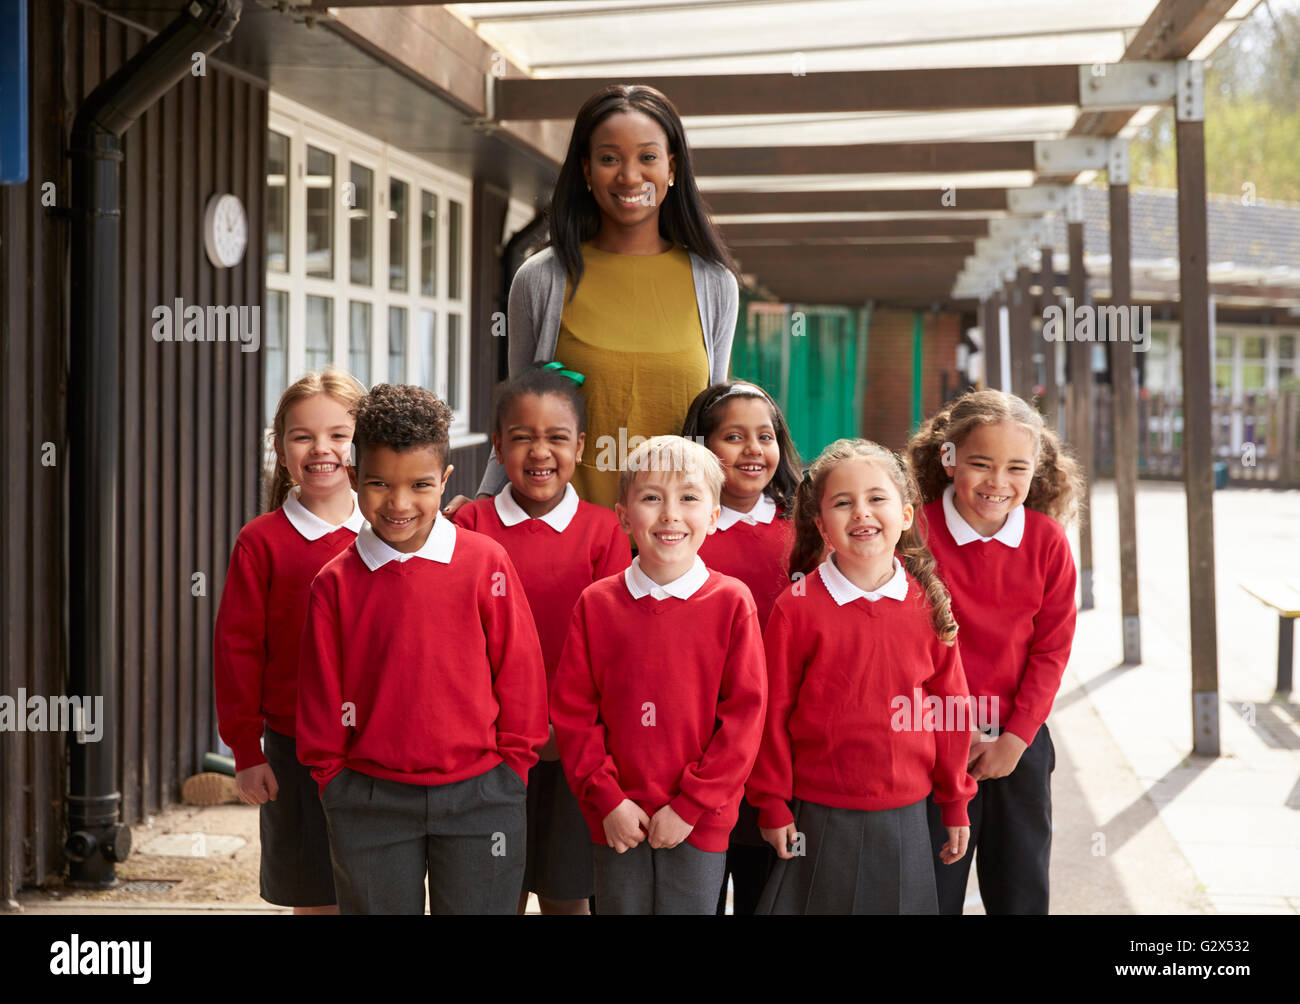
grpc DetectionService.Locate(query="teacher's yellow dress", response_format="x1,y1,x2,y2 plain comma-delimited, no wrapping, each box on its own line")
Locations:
556,241,710,511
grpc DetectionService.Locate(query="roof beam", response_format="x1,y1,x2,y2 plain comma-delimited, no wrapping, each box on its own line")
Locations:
495,66,1082,119
735,243,977,262
1072,0,1239,136
721,219,989,240
704,189,1009,215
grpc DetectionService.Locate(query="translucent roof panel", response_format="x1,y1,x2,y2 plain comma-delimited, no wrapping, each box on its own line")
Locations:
682,107,1082,147
448,0,1162,76
699,170,1039,193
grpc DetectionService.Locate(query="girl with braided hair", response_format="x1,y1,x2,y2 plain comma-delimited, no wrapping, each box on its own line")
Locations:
746,438,975,914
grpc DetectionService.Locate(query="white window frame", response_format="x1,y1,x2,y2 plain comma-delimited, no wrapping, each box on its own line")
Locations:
266,94,474,437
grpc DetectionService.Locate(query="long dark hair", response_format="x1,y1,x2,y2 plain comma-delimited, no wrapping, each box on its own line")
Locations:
549,84,739,301
681,381,800,514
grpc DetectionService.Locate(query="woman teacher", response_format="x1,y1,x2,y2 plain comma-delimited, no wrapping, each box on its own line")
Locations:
445,83,740,512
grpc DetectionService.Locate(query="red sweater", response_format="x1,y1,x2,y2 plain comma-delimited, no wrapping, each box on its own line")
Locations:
746,567,977,829
453,495,631,682
295,530,548,794
922,500,1077,746
698,506,793,628
213,509,358,772
550,571,768,852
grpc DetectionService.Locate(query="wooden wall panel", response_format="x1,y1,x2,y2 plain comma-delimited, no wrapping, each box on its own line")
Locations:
0,1,268,897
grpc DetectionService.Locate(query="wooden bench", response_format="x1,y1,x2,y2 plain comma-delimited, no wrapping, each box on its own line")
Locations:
1240,580,1300,698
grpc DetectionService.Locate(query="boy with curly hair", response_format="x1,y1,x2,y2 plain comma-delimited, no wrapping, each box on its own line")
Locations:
296,383,548,914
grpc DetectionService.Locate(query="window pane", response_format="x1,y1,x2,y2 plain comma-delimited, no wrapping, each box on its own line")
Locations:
266,131,289,273
447,199,463,300
447,313,462,411
305,296,333,373
1214,335,1232,360
1241,335,1266,360
349,163,373,286
1214,363,1232,391
388,307,407,384
420,190,437,297
264,290,288,424
389,178,409,292
418,309,436,391
1280,334,1296,361
306,146,334,279
1241,365,1266,391
349,301,372,387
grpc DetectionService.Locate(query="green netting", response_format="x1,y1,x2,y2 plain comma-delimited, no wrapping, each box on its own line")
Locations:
729,297,869,464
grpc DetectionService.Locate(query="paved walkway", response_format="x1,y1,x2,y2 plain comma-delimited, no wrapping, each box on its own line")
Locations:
12,482,1298,915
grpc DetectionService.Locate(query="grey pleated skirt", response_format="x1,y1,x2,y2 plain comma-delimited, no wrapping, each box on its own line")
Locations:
756,796,939,915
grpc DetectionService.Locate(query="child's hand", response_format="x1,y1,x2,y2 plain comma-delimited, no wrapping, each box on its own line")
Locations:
968,731,1028,780
538,724,561,762
441,493,489,517
647,805,693,849
602,799,650,853
939,825,970,865
760,823,799,859
235,762,278,806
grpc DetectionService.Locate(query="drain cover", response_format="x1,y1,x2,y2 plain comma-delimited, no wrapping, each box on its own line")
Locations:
117,880,180,895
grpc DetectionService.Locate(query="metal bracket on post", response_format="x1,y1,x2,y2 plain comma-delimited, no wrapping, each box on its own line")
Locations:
1066,185,1085,224
1078,61,1176,109
1108,139,1130,185
1034,138,1110,175
1122,615,1141,665
1176,60,1205,122
1007,185,1070,215
1193,690,1220,756
1079,568,1094,610
468,69,499,133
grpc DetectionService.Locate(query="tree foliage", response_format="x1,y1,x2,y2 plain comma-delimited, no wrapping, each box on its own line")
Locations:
1125,2,1300,202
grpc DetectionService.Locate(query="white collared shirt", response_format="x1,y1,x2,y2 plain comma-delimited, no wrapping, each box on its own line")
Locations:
624,555,709,602
942,484,1025,547
282,487,365,541
818,555,909,606
715,492,777,532
354,512,456,571
493,482,579,533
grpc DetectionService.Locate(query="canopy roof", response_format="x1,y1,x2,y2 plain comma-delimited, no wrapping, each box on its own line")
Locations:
432,0,1268,307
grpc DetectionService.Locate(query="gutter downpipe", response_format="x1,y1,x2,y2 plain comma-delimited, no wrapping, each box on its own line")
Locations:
66,0,241,886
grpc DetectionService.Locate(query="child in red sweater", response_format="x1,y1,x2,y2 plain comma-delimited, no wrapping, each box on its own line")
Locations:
296,384,548,915
747,439,975,914
907,389,1081,915
214,369,365,914
453,362,631,915
681,381,800,915
550,435,768,915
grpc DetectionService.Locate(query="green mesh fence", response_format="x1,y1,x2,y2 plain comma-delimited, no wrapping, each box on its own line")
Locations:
729,296,870,465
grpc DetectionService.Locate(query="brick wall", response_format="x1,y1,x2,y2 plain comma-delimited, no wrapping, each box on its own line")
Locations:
861,309,964,451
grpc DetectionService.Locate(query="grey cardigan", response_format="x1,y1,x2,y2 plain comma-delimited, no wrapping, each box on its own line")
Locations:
475,244,740,497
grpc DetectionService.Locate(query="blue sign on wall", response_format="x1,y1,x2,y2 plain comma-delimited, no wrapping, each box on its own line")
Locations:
1,0,29,185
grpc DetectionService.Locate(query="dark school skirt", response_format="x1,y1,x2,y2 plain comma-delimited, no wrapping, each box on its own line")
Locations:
259,725,337,908
522,759,594,901
756,796,938,915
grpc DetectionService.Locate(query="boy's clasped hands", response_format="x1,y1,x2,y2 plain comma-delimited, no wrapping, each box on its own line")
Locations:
603,799,693,852
967,727,1027,781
